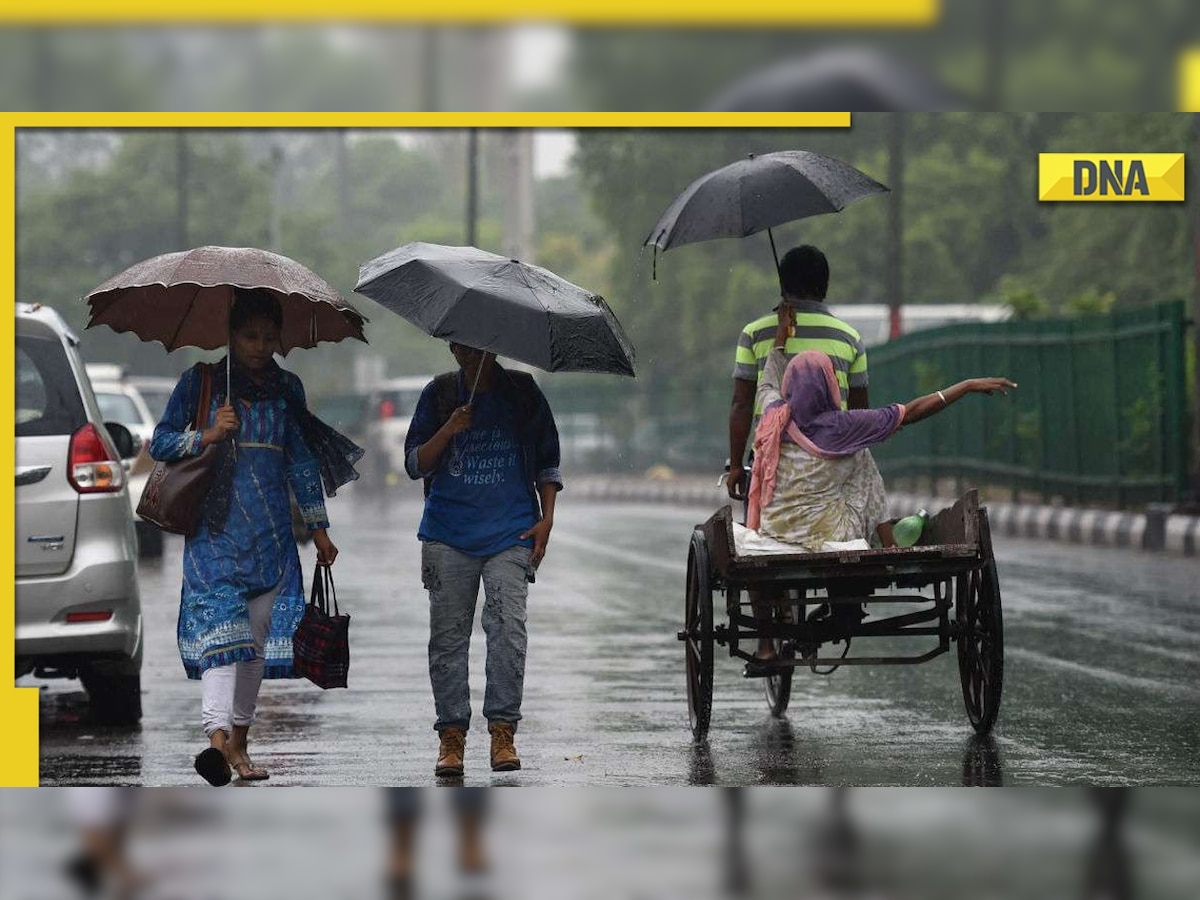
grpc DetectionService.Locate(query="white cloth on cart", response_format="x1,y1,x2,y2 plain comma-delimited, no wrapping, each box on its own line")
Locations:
733,523,872,557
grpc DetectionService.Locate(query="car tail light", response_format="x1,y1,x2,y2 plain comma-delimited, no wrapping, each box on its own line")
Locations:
68,423,125,494
380,400,395,419
66,610,113,623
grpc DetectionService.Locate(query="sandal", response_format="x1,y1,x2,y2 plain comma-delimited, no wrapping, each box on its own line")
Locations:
194,747,232,786
231,758,269,781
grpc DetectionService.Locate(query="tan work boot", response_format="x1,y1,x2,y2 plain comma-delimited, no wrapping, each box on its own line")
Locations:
489,721,520,772
435,727,466,778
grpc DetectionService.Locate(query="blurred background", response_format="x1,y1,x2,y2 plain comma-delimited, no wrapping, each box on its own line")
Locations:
2,787,1198,899
0,3,1199,113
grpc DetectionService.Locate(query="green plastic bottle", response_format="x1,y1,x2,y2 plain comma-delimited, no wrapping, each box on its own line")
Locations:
893,508,929,548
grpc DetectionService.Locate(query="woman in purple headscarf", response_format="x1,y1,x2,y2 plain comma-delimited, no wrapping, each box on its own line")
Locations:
747,305,1015,552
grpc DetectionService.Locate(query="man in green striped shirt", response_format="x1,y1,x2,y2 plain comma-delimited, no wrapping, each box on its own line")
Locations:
726,245,870,501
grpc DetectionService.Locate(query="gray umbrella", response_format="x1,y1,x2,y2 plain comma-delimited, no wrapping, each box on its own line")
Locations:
354,242,636,378
643,150,889,273
705,47,967,113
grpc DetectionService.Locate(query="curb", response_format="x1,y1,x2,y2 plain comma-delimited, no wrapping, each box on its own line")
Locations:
884,492,1196,557
572,479,727,508
569,479,1199,558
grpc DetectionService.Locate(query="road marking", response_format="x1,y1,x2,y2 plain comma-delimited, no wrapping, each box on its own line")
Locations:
552,530,683,575
1008,647,1200,698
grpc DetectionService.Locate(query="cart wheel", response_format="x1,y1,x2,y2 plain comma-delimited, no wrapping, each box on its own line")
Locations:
685,530,715,741
765,591,799,718
956,517,1004,734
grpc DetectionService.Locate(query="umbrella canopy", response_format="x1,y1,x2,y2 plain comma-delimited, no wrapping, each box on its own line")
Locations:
354,243,636,378
705,47,966,113
643,150,889,255
85,245,368,354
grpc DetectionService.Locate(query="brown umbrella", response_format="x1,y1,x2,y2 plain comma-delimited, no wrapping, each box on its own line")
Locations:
85,245,368,396
85,246,367,400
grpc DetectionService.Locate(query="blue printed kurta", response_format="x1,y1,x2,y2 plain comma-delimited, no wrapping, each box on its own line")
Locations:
150,363,329,679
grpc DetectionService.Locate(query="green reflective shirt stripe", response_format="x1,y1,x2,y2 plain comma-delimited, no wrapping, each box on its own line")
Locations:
742,311,862,341
750,336,858,365
734,304,867,416
746,311,861,339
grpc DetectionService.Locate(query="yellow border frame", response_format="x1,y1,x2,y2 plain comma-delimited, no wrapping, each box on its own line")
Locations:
0,116,33,787
7,113,850,129
1180,49,1200,112
0,2,938,26
1,110,851,786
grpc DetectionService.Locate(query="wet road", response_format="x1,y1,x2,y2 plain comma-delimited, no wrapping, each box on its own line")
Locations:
4,788,1200,899
28,491,1200,785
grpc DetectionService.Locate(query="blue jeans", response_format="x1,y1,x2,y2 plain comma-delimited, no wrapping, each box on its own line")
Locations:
387,787,487,818
421,541,532,733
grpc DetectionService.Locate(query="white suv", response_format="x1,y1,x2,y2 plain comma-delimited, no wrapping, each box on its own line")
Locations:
363,376,433,486
15,303,144,725
87,366,167,558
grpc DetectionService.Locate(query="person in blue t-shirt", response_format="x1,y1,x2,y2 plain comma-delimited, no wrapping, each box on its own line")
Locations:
404,341,563,779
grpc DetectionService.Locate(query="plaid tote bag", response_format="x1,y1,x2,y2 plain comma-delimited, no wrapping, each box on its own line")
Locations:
292,564,350,689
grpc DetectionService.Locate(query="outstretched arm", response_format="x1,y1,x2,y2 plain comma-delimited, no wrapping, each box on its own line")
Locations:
902,377,1017,426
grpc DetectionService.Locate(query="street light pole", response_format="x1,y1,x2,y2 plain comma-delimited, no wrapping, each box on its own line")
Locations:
466,129,479,246
175,131,188,249
887,113,905,339
268,141,283,251
984,0,1005,109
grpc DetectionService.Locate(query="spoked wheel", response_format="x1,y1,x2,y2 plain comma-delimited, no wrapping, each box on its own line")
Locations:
765,590,800,718
684,530,715,741
955,513,1004,734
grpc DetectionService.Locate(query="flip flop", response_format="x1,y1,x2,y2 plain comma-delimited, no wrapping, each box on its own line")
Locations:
194,747,232,786
231,758,270,781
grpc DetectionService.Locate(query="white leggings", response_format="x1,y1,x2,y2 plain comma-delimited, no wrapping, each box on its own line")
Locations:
200,585,277,737
64,787,137,827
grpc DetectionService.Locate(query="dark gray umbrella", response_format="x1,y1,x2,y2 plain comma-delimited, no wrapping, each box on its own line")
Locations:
643,150,889,273
354,242,636,378
705,47,967,113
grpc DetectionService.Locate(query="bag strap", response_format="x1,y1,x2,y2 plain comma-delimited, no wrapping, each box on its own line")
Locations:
308,564,328,615
192,364,214,432
502,369,539,437
433,371,459,428
323,565,340,617
308,564,340,617
424,372,460,498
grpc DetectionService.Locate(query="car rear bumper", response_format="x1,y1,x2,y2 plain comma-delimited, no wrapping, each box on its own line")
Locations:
16,557,143,667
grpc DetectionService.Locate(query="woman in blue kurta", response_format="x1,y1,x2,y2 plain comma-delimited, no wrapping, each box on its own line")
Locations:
150,289,361,785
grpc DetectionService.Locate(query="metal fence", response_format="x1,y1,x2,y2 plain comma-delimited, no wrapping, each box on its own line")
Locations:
869,301,1191,507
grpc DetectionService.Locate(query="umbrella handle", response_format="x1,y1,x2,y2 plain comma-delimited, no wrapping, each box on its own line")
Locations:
225,357,237,461
767,227,781,276
227,287,234,403
466,352,492,405
227,288,236,460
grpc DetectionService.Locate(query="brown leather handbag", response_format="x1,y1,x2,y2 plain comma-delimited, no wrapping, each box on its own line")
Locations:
136,364,223,536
